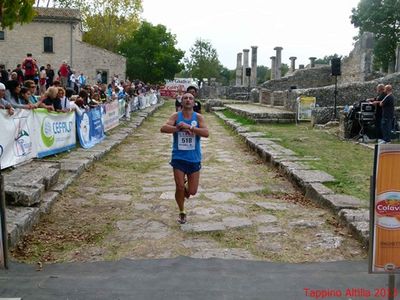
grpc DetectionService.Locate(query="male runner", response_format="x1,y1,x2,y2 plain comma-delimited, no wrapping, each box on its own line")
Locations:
160,92,209,224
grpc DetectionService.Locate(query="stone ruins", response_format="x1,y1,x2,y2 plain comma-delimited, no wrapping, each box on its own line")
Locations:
202,31,400,125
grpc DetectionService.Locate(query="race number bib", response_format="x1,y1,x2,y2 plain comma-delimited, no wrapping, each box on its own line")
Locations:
178,131,195,150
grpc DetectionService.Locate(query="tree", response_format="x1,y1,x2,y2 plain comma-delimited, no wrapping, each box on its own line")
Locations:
52,0,142,53
315,54,342,65
280,63,289,77
118,22,184,83
257,65,269,84
351,0,400,71
219,67,235,85
0,0,36,29
185,39,222,85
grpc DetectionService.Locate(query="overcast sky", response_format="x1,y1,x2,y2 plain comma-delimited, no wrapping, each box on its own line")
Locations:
141,0,361,70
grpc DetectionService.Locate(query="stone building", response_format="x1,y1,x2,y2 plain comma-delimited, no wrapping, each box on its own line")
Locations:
0,7,126,84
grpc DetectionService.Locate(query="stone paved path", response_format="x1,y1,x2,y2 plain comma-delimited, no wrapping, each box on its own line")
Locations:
12,101,366,263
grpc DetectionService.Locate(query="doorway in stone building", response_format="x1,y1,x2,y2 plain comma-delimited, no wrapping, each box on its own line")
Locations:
96,70,108,84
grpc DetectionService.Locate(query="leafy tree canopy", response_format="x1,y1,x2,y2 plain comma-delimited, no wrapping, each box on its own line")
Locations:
118,21,184,83
52,0,142,52
315,54,342,65
0,0,36,29
351,0,400,70
185,39,222,84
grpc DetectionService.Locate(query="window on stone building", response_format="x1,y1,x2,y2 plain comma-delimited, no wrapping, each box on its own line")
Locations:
44,37,53,53
0,31,4,41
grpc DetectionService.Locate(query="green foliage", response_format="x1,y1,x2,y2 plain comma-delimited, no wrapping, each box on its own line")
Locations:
219,66,235,85
351,0,400,70
118,21,184,83
280,63,289,77
53,0,142,53
257,65,269,83
185,39,222,84
222,110,374,201
315,54,342,65
0,0,36,29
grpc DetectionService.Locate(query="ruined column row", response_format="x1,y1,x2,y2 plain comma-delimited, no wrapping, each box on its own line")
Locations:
235,46,321,87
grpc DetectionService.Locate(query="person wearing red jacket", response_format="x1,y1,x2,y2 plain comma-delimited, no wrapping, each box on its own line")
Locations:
22,53,38,81
59,61,69,88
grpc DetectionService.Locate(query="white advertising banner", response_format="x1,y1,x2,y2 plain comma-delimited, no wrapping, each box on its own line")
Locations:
103,101,119,132
0,109,36,170
32,109,76,158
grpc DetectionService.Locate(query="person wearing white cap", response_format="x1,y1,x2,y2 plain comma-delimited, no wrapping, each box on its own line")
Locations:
0,82,14,115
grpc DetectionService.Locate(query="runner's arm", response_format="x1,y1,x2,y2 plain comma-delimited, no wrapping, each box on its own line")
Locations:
160,113,179,134
191,114,209,138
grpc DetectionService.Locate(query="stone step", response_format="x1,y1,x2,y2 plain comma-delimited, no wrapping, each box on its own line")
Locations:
3,161,60,206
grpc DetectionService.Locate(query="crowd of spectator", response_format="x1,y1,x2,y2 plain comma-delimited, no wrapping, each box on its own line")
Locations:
0,53,160,117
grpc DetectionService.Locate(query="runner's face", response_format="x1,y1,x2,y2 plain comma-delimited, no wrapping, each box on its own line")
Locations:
182,93,194,108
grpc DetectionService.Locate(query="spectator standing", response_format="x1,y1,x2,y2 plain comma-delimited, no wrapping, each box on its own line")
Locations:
17,87,36,109
23,80,39,104
10,72,18,81
38,87,62,112
379,85,395,144
0,82,14,115
77,72,86,90
96,71,102,84
69,70,77,93
22,53,38,81
5,80,21,104
0,64,9,84
6,80,34,109
45,64,55,88
187,84,201,114
13,64,24,84
175,89,183,112
39,66,47,95
59,61,69,88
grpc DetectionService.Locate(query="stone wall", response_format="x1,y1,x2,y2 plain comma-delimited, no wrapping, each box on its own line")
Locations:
261,66,335,91
74,41,126,84
0,9,126,84
259,89,272,105
201,86,250,100
339,32,380,84
0,21,77,70
285,72,400,111
255,72,400,117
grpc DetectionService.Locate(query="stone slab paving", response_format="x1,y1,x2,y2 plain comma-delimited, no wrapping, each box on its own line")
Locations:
9,101,367,265
215,111,369,244
5,104,161,248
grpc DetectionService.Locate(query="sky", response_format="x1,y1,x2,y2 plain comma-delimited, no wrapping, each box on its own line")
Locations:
141,0,361,70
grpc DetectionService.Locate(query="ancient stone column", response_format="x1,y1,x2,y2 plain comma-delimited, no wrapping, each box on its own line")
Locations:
388,61,395,74
242,49,250,87
395,43,400,73
250,46,258,87
270,56,276,80
289,56,297,72
274,46,283,79
309,57,317,68
235,52,243,86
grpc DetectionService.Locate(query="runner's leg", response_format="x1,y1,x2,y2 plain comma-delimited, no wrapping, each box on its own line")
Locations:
173,168,186,212
186,171,200,197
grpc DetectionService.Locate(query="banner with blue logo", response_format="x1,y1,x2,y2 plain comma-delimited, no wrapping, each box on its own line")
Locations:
76,106,105,149
0,109,36,169
33,109,76,158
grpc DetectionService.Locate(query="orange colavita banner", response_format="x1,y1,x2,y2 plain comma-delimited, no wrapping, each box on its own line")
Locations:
372,144,400,272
